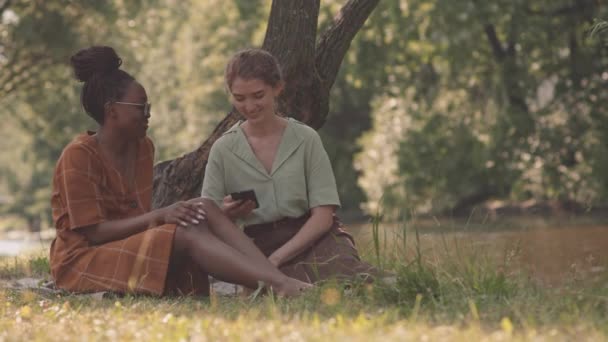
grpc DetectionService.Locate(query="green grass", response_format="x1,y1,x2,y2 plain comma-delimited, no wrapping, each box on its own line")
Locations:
0,251,50,280
1,219,608,341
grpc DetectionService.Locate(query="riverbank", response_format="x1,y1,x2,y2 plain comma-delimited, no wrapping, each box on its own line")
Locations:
2,238,607,341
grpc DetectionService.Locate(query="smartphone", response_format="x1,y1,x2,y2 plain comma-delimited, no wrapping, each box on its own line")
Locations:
230,189,259,208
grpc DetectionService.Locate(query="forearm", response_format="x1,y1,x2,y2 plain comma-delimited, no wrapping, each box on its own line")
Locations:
270,207,334,266
80,211,160,245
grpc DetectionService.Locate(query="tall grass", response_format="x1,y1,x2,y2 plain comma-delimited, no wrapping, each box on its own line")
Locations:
0,252,50,279
363,206,608,328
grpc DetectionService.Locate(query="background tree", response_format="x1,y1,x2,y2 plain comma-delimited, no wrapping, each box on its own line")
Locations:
2,0,608,230
0,0,381,229
0,1,136,229
356,0,608,216
151,0,381,209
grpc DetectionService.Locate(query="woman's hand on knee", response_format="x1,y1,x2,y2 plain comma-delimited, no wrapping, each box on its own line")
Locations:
156,200,206,227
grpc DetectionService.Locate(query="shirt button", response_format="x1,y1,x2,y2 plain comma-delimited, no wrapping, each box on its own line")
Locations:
129,201,138,209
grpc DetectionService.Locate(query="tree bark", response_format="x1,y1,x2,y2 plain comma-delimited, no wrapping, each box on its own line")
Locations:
263,0,320,125
151,0,380,209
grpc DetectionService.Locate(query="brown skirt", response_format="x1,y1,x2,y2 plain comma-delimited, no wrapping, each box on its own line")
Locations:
244,214,379,283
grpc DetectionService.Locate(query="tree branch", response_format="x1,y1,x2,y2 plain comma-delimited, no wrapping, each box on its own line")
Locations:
0,49,56,97
313,0,379,128
471,0,506,62
483,23,506,61
506,4,522,58
151,0,380,206
151,110,242,209
153,1,323,208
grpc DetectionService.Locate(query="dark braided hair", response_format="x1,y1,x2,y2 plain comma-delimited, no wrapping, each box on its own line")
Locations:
70,46,135,124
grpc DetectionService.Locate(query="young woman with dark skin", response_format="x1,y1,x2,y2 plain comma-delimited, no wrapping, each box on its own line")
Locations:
49,46,311,297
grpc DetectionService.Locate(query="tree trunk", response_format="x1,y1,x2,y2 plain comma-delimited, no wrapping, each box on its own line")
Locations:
152,0,379,208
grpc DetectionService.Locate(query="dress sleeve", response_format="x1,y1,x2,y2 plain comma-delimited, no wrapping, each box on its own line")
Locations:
201,141,226,207
306,132,341,209
55,145,106,229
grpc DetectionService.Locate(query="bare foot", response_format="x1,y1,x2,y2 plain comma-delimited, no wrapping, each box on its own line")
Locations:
272,277,313,297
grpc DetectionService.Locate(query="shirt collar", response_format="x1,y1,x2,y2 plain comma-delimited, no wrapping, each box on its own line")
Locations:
228,118,305,177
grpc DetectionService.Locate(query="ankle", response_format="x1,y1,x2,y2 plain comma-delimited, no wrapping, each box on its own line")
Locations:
268,275,289,291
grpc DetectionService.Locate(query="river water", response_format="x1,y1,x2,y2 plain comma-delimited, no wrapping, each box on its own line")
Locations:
349,220,608,284
2,220,607,284
0,239,46,257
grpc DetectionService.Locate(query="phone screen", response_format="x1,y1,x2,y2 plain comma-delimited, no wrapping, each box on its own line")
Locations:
230,190,259,208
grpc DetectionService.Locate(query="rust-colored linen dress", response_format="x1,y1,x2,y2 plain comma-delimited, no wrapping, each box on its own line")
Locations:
49,132,208,296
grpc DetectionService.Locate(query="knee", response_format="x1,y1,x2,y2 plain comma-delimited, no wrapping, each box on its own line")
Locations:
173,222,212,250
173,226,196,256
199,198,224,221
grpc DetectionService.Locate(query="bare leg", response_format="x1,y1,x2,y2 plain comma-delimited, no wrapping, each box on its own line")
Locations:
201,199,279,272
172,223,310,297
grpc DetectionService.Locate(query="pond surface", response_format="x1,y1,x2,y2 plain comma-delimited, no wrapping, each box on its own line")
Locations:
0,240,45,257
2,220,607,284
349,220,608,285
0,229,51,257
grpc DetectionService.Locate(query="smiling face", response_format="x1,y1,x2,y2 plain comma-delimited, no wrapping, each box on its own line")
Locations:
106,81,150,139
229,77,282,124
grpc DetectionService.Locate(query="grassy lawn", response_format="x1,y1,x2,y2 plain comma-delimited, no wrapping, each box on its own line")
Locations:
1,224,607,341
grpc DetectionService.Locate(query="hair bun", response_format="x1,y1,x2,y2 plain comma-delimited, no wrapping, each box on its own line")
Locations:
70,46,122,82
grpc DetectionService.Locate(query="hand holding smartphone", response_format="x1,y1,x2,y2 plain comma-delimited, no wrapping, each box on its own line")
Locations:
229,189,259,208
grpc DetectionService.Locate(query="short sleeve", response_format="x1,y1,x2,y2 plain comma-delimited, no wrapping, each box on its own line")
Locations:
55,145,106,229
306,132,341,208
201,141,226,207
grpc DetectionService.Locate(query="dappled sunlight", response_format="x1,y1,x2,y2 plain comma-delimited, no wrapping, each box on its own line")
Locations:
2,0,608,339
320,287,341,306
1,218,608,339
1,281,607,340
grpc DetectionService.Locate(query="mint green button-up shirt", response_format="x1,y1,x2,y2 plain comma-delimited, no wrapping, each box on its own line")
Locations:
201,118,341,226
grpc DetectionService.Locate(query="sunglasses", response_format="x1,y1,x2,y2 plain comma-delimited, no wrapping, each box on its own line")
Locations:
115,101,151,117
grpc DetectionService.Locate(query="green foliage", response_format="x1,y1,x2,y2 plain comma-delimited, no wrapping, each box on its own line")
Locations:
1,78,95,227
376,261,441,307
0,1,121,96
2,0,608,226
27,256,50,276
356,0,608,215
0,253,49,279
0,1,143,228
128,0,267,159
0,0,267,228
